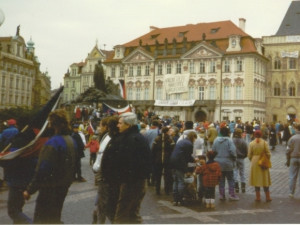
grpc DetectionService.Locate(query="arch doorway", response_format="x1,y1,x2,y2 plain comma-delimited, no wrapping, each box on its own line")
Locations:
194,110,207,122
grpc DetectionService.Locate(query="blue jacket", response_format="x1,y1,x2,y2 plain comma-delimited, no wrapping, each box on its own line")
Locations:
0,125,19,146
170,138,194,172
212,137,236,171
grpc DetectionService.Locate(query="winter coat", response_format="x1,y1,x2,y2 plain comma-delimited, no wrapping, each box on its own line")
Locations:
72,132,85,158
248,138,271,187
287,131,300,159
170,138,194,172
195,160,221,187
212,137,236,171
177,129,204,157
151,133,175,165
85,140,100,153
269,127,277,146
232,137,248,159
27,135,77,194
0,125,19,146
101,125,151,183
207,127,218,144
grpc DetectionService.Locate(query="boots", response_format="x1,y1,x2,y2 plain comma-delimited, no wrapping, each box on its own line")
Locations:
241,182,246,193
219,187,226,200
235,182,239,193
255,190,261,201
210,199,215,209
229,187,239,201
205,199,211,208
265,191,272,202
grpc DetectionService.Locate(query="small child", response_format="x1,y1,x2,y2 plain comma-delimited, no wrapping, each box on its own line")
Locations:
85,135,100,166
195,151,221,209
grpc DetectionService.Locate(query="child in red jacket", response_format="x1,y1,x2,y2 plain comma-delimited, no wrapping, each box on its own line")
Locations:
85,135,100,166
195,151,221,209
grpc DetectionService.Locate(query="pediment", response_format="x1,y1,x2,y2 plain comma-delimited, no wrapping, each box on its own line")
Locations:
123,49,154,63
182,43,223,59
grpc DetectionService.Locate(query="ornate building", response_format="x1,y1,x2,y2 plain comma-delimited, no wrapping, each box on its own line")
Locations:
104,19,268,122
263,1,300,123
0,27,50,109
63,43,112,103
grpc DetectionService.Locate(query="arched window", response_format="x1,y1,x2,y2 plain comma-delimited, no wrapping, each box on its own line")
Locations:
274,83,280,96
274,58,281,70
289,82,296,96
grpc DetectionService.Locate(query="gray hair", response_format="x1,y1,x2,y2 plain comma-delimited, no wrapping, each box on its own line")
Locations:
119,112,137,126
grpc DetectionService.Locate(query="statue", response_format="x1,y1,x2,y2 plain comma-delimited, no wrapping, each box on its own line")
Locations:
16,25,20,36
202,33,206,41
93,60,106,92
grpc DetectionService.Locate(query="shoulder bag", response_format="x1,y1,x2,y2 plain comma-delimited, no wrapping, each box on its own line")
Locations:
258,141,272,169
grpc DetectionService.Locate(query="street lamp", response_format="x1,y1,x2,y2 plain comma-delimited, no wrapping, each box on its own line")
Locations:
0,8,5,27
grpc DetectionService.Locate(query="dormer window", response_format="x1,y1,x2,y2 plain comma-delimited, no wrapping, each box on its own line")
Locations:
227,35,241,52
232,38,236,48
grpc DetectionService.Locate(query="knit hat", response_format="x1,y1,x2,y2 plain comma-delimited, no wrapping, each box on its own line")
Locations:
7,119,16,126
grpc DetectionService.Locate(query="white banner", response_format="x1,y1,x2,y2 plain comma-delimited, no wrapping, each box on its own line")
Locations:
164,73,190,94
154,99,195,106
281,51,299,58
286,36,300,42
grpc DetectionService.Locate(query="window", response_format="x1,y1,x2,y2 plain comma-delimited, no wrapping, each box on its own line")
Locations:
254,85,258,101
223,86,230,100
224,60,230,72
189,62,195,74
274,83,280,96
72,81,75,88
210,61,216,73
156,87,162,100
144,87,149,100
129,66,133,77
236,59,243,72
145,65,150,76
289,58,296,69
127,88,133,100
188,87,194,99
289,82,296,96
175,93,181,100
120,66,124,77
16,78,19,89
167,64,172,74
209,86,216,99
2,76,5,87
274,58,281,70
136,88,141,100
1,93,5,104
111,67,115,78
65,81,69,88
158,65,162,75
235,86,242,100
10,78,13,88
137,66,141,76
176,63,181,74
200,62,205,73
199,86,205,100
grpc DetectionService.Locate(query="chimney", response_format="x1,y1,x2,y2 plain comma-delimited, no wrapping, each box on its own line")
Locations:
239,18,246,32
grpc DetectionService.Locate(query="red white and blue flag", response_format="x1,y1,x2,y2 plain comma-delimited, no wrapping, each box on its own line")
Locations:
119,79,126,99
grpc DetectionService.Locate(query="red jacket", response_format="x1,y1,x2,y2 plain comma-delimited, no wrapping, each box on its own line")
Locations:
195,161,221,187
85,140,100,153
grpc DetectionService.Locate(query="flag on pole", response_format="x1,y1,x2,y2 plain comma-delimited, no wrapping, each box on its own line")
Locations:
119,79,126,99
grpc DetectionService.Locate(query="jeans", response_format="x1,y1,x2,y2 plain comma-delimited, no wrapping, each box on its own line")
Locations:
234,158,246,183
34,186,70,224
289,158,300,194
172,169,185,203
114,180,146,224
219,171,235,191
7,186,33,224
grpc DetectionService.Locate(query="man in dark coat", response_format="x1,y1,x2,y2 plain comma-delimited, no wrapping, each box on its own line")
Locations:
72,124,86,182
112,112,151,224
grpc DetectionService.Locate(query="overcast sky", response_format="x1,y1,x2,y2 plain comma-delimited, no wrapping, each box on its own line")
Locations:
0,0,292,89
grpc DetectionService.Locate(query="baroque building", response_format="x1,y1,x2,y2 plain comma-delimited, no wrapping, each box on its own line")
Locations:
63,43,112,103
263,0,300,123
104,19,268,122
0,27,50,109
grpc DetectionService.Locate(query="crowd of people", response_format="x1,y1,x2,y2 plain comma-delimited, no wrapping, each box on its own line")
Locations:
1,109,300,224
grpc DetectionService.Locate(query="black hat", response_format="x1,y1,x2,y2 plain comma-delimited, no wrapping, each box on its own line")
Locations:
184,121,193,129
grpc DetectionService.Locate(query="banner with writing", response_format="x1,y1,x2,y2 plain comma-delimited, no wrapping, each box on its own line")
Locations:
164,73,190,94
154,99,195,106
